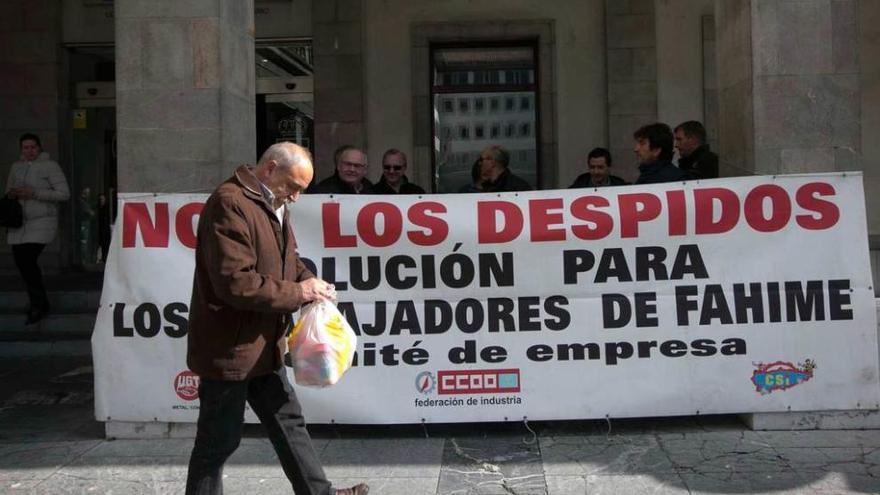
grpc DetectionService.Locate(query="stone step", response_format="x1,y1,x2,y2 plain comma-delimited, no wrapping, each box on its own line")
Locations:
0,313,96,340
0,290,102,314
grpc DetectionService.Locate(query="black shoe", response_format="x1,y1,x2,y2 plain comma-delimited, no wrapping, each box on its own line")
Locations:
335,483,369,495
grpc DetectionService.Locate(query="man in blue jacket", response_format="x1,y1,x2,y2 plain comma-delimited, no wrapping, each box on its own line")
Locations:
633,123,691,185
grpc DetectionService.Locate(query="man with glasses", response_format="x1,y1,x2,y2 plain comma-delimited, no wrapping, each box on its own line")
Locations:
373,149,425,194
310,145,375,194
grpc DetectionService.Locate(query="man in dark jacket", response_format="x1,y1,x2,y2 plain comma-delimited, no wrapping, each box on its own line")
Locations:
569,147,628,188
480,145,532,192
186,142,368,495
675,120,719,179
310,145,374,194
373,148,426,194
633,123,691,185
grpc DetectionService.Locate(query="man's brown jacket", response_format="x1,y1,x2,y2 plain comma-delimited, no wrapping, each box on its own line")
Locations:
187,165,314,380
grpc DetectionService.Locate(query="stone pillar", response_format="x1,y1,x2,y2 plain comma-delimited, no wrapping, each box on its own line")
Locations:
717,0,861,178
312,0,365,182
0,0,63,267
115,0,256,193
714,1,754,177
605,0,657,182
717,0,875,429
655,0,709,128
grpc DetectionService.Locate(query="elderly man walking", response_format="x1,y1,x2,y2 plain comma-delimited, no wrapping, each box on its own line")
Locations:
185,142,368,495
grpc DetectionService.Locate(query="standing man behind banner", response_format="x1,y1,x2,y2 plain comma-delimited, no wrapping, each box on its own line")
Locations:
185,142,369,495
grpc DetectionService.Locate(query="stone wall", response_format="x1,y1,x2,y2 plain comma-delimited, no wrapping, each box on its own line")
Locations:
606,0,656,183
311,0,366,181
0,0,65,268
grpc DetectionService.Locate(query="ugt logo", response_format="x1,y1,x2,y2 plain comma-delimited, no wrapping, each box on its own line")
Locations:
174,370,200,401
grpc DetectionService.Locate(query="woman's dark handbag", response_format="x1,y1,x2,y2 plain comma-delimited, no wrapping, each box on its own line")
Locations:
0,194,23,228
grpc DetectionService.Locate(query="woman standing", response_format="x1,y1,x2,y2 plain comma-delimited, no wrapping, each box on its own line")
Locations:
5,134,70,324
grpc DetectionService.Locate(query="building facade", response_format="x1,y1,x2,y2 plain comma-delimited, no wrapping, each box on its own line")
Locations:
1,0,878,290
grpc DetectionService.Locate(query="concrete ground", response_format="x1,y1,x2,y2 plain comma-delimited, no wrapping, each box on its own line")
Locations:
1,356,878,494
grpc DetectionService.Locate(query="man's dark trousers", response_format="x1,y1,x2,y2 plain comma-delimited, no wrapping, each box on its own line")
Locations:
185,373,332,495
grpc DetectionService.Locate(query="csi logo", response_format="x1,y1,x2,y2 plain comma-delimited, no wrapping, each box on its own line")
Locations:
174,370,200,401
438,369,520,395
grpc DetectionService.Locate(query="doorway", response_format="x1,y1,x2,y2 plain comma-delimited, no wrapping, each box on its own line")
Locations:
255,40,314,158
68,45,117,269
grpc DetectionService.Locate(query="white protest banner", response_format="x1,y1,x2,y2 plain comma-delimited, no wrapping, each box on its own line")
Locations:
93,173,880,424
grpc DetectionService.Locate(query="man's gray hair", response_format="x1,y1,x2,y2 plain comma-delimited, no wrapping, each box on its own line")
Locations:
258,142,311,169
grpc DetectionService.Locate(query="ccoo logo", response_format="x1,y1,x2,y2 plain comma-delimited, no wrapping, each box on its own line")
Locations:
174,370,200,401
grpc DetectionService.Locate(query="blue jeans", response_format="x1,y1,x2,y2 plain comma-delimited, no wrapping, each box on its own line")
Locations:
185,372,332,495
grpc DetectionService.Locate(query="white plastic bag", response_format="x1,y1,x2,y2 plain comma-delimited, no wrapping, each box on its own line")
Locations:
287,301,357,387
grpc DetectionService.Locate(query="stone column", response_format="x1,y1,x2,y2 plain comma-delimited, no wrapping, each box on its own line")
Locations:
605,0,657,182
717,0,876,430
115,0,256,193
312,0,365,182
716,0,861,178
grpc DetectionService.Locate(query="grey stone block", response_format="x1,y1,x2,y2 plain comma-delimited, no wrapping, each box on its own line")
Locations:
140,20,194,90
779,147,835,174
608,81,656,115
832,0,859,73
834,146,862,171
190,18,220,89
679,472,807,494
115,19,144,90
606,14,655,49
608,48,656,82
1,31,58,64
753,147,781,175
221,89,256,163
336,0,362,22
545,475,585,495
321,438,443,478
117,88,221,130
606,0,654,15
105,421,198,439
314,54,362,90
314,87,363,122
0,440,102,482
220,0,254,32
117,155,224,193
438,435,545,495
120,128,223,163
115,0,220,19
313,0,337,23
753,0,833,75
328,477,438,495
314,22,362,56
541,435,674,476
219,27,254,99
755,74,859,150
14,97,58,130
743,410,880,431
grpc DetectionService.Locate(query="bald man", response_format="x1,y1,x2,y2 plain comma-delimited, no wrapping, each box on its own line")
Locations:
186,143,369,495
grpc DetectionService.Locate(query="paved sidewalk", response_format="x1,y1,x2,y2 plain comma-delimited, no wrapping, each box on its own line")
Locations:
1,356,878,494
